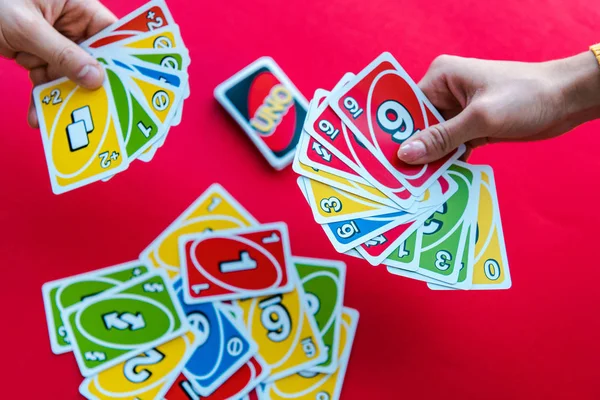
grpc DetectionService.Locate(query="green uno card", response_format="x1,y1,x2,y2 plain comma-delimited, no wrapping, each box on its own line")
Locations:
383,229,423,272
416,163,477,284
294,257,345,374
42,261,149,355
105,67,165,159
63,271,188,377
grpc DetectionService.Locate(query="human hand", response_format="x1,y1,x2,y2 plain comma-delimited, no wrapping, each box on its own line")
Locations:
0,0,117,128
398,52,600,164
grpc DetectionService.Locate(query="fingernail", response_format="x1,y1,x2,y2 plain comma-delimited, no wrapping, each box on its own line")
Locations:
77,64,103,87
398,140,426,162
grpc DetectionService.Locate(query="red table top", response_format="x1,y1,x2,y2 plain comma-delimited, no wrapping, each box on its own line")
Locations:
1,0,599,398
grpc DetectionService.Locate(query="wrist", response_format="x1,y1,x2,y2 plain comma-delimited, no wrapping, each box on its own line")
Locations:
553,52,600,119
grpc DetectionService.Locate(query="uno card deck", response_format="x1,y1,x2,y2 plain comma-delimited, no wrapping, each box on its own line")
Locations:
34,0,190,194
42,183,359,396
42,261,149,355
215,57,309,170
179,223,295,303
293,52,510,291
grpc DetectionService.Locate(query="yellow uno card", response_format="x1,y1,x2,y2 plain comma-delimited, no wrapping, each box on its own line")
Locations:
292,154,399,208
471,167,511,289
299,176,398,224
260,307,359,400
124,73,182,126
34,78,128,194
79,331,196,400
140,184,257,278
236,279,327,382
116,26,186,51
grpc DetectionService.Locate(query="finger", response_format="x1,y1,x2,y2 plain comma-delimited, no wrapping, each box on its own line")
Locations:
28,95,39,129
459,145,473,162
85,1,118,37
24,19,104,89
15,52,46,70
397,106,484,164
29,67,50,86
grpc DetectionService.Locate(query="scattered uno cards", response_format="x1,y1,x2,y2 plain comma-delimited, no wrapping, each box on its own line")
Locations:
33,0,190,194
294,52,511,291
215,57,308,170
42,184,359,399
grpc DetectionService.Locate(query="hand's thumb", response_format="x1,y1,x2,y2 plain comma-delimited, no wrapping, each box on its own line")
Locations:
27,20,104,89
397,107,482,164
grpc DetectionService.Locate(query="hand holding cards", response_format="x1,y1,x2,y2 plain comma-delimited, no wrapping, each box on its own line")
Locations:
42,184,359,399
294,52,512,291
34,0,190,194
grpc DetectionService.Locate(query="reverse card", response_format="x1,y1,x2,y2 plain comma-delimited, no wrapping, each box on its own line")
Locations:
42,260,149,355
63,271,188,377
214,57,308,170
328,52,465,196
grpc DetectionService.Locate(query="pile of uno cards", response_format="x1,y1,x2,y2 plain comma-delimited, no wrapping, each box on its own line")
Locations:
215,57,308,170
42,184,359,399
293,52,511,291
34,0,190,194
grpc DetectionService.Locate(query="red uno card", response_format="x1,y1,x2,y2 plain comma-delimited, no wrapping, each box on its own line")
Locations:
165,356,268,400
305,88,416,209
214,57,308,170
329,52,465,196
82,0,176,49
179,223,295,303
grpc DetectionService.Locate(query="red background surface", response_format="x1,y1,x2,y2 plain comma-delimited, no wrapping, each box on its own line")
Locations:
1,0,599,398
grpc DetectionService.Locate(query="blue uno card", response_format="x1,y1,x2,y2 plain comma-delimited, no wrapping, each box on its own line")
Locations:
173,280,257,396
321,210,412,253
109,57,184,88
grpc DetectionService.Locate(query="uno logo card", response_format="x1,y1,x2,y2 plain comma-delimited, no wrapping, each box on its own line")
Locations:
79,331,197,400
166,355,268,400
42,261,149,355
236,275,327,382
214,57,309,170
329,52,465,196
140,184,257,278
179,223,295,304
258,308,359,400
293,257,345,374
171,280,257,395
62,271,188,377
33,77,129,194
82,0,177,49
